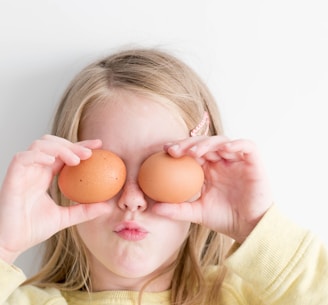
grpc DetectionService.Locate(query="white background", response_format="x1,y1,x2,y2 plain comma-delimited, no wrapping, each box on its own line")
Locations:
1,0,328,277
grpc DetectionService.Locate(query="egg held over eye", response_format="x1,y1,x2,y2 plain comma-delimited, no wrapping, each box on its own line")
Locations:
58,149,126,204
138,151,204,203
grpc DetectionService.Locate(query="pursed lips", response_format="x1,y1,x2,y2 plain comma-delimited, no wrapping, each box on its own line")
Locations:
114,221,149,241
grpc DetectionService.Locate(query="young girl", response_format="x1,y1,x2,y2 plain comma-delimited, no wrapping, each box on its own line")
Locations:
0,48,327,305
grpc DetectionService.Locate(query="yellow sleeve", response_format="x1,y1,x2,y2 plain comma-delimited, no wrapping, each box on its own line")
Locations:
0,257,26,303
224,204,328,304
0,258,65,304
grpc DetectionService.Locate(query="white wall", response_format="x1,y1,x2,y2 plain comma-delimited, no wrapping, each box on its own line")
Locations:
1,0,328,277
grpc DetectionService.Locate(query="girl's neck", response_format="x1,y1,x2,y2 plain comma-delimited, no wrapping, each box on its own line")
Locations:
89,267,174,292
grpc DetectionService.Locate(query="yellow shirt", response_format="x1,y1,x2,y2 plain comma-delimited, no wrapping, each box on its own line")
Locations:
1,205,328,304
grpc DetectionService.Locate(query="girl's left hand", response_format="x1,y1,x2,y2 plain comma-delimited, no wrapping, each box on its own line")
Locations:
152,136,273,243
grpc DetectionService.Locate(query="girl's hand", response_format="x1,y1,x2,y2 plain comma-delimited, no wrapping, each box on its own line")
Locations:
0,135,111,264
153,136,273,243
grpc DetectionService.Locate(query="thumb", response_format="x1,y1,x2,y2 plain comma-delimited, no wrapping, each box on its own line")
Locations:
58,202,111,229
152,202,203,224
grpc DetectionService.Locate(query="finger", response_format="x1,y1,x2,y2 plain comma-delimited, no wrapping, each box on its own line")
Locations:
201,151,222,162
13,150,56,167
28,134,72,150
58,202,112,229
165,136,230,158
163,136,208,153
29,139,92,166
2,151,55,185
152,202,203,224
219,139,260,164
163,136,216,157
35,134,101,148
30,135,102,159
76,138,103,150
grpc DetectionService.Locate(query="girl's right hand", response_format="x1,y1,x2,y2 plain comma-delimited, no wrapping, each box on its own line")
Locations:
0,135,111,264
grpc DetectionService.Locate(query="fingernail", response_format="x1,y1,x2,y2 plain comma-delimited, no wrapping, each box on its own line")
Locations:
169,144,180,151
72,154,81,163
189,145,197,152
82,147,92,155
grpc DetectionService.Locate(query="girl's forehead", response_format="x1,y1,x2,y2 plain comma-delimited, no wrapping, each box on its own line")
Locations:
84,91,186,126
79,93,189,152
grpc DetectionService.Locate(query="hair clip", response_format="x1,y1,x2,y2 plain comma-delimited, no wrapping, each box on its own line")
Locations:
190,111,210,137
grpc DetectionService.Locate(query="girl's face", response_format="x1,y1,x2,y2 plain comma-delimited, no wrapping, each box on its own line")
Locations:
76,90,191,292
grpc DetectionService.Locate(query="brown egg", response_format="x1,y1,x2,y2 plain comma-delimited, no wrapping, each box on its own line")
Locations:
138,151,204,203
58,149,126,204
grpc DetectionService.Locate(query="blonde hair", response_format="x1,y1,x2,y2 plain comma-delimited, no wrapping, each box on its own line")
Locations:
25,47,232,304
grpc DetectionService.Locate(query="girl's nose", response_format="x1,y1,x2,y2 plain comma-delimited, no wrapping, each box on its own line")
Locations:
117,180,147,212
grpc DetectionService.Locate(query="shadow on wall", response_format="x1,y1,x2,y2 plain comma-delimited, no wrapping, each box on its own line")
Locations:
16,244,45,277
